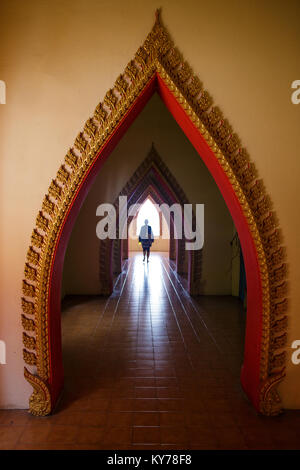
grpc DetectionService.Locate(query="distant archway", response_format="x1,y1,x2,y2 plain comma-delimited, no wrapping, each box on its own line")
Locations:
136,198,160,237
21,12,287,416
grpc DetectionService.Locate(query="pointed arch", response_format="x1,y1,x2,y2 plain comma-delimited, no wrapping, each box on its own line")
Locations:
136,198,160,236
21,12,287,416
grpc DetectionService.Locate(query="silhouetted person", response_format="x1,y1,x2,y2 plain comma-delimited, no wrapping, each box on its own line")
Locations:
139,219,154,262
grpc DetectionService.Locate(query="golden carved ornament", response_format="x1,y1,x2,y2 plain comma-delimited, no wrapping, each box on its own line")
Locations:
229,150,248,173
36,212,49,232
103,89,118,111
56,165,70,185
94,103,107,125
31,229,44,249
24,264,37,282
23,332,36,350
65,149,79,169
74,132,87,153
207,106,223,128
21,298,35,315
245,179,263,201
22,10,287,416
272,316,288,333
84,118,97,139
253,195,270,213
21,315,35,332
176,62,192,83
24,368,51,416
125,61,139,82
271,333,287,349
271,282,287,299
164,48,181,70
263,230,280,251
23,349,37,366
214,120,232,143
270,298,287,318
185,75,202,99
48,180,62,200
269,264,286,285
258,213,276,235
22,281,35,298
237,164,256,187
42,195,55,215
26,247,39,266
267,247,284,267
225,133,240,155
115,74,128,96
270,351,286,371
135,46,149,68
260,370,286,416
197,90,213,113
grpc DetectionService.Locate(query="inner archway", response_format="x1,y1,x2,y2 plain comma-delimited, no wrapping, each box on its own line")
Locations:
135,198,160,238
128,195,170,262
21,13,287,416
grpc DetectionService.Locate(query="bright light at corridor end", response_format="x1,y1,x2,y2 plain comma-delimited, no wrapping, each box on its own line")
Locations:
96,196,204,250
136,199,160,237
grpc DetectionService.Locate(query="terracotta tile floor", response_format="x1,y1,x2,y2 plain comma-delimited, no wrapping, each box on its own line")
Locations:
1,252,300,450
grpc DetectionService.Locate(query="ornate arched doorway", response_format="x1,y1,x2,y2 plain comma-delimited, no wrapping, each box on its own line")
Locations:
21,11,287,416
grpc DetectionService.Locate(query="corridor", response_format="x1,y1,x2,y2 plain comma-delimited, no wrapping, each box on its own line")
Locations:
1,253,300,449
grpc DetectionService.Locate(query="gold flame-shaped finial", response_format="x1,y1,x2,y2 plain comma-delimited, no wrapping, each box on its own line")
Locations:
155,8,161,25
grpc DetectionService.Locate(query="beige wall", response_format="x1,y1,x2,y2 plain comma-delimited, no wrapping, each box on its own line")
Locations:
62,94,234,295
0,0,299,408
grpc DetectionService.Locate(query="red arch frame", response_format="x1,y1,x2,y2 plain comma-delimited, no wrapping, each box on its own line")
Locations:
49,72,262,411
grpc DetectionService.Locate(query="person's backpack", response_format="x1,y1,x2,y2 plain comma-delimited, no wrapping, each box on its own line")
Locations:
139,225,154,244
148,225,154,244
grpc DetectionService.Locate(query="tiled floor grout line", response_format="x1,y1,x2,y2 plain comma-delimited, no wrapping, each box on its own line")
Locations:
92,283,121,338
163,256,233,357
108,256,133,331
161,256,205,343
160,257,215,372
156,256,190,358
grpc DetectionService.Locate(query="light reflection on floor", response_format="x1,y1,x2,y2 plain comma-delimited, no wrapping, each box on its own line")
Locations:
130,252,165,306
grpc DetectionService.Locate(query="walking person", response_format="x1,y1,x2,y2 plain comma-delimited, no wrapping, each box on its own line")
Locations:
139,219,154,262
